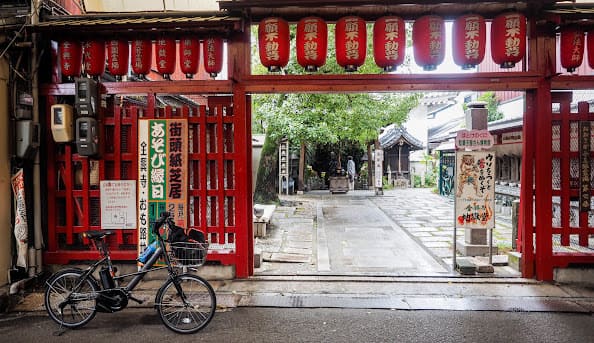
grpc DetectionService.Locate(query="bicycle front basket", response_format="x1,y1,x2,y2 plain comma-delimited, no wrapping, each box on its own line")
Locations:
169,241,209,267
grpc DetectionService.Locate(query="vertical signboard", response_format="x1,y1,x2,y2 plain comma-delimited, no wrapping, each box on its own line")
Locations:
579,121,591,212
374,149,384,188
278,139,289,194
454,151,496,229
138,119,188,254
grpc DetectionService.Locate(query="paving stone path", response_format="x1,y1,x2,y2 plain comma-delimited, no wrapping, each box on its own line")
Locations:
371,188,516,275
255,188,517,277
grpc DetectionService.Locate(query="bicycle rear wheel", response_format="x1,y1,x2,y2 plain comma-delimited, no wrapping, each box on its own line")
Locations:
155,274,216,334
44,268,99,328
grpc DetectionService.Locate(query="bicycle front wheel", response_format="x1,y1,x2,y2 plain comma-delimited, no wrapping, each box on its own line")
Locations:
44,268,99,328
155,274,216,334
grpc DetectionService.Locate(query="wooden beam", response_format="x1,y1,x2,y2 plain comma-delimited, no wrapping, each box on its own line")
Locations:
241,73,542,93
41,80,234,96
552,75,594,90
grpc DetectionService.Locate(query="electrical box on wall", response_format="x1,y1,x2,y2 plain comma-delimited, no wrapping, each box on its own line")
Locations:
15,107,32,120
15,91,33,119
15,120,40,159
51,104,74,142
76,117,100,157
75,77,98,117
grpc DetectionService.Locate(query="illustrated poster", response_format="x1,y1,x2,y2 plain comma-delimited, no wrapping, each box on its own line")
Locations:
455,151,496,229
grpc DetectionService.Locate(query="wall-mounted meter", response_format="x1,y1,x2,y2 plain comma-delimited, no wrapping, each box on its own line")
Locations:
16,120,40,159
76,117,100,157
51,104,74,142
75,77,98,117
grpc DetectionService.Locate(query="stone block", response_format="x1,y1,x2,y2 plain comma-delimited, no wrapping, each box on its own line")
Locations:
456,239,498,256
465,106,488,130
475,254,508,266
254,251,262,268
507,251,522,272
469,257,494,273
254,222,267,237
455,257,476,275
554,267,594,286
464,228,487,244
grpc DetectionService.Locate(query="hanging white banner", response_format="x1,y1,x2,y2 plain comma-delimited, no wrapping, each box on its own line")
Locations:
11,169,28,268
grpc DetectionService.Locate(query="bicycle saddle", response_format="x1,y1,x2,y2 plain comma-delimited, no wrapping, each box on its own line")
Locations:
83,230,115,240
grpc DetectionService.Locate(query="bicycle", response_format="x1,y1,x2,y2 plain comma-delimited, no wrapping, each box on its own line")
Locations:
44,211,216,334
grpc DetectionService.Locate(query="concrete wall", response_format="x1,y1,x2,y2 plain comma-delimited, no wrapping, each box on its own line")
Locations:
0,60,11,285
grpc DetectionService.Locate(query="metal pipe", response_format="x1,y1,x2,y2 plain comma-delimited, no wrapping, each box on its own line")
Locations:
31,0,43,275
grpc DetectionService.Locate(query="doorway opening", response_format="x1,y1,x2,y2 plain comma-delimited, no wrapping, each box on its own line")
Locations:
251,90,526,278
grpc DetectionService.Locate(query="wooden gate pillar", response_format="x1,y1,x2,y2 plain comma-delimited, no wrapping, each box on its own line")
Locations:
233,84,253,278
533,82,554,281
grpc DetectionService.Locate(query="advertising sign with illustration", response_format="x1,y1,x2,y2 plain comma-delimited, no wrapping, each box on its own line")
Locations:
455,151,496,229
138,119,188,254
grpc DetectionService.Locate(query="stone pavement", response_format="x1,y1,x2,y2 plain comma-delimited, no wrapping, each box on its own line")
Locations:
371,188,516,273
256,188,518,277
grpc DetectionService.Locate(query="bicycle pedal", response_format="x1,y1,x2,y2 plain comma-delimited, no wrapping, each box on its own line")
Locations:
129,295,145,304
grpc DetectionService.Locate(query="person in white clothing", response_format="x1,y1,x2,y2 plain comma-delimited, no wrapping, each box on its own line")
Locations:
347,156,356,191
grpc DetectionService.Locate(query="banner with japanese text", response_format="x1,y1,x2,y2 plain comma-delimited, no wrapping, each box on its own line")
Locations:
454,151,496,229
138,119,188,254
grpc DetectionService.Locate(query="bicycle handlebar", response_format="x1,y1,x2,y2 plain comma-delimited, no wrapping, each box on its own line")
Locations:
152,211,172,236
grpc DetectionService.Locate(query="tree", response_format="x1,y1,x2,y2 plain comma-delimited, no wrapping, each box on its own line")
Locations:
253,130,280,203
252,23,420,202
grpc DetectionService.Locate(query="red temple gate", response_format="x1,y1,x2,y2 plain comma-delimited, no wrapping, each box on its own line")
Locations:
44,88,253,277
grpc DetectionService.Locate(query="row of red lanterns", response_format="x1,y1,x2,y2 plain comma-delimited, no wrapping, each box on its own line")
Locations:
259,13,594,73
59,37,224,81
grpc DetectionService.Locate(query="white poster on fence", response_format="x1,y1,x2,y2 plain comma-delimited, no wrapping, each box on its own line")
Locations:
100,180,137,229
11,169,28,268
454,151,496,229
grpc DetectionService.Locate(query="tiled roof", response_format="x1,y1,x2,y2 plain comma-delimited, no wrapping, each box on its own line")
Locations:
31,14,242,35
379,125,424,151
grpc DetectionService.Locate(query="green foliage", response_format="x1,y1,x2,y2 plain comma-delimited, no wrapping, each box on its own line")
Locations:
253,92,419,149
252,23,420,147
424,170,437,187
251,23,421,199
413,174,422,188
382,176,394,190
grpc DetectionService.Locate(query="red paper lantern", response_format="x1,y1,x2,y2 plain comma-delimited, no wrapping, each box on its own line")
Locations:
373,16,406,72
336,16,367,72
58,40,82,80
131,39,152,78
203,37,224,78
155,38,176,79
107,39,129,81
560,26,585,73
413,15,445,71
83,40,105,77
180,37,200,78
296,16,328,72
588,31,594,69
452,14,486,69
491,12,526,68
258,17,290,72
